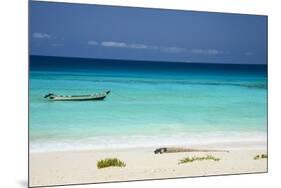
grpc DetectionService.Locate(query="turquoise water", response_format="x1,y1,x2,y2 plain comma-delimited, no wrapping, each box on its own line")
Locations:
29,56,267,152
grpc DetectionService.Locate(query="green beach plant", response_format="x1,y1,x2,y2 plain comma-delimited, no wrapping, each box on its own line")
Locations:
254,154,268,160
178,155,220,164
254,155,260,160
261,154,268,158
97,158,126,169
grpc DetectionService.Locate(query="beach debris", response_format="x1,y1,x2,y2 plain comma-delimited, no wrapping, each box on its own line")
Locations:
253,154,268,160
178,155,220,164
97,158,126,169
154,147,229,154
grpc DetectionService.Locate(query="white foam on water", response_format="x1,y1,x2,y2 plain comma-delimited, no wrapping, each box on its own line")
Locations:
30,130,267,153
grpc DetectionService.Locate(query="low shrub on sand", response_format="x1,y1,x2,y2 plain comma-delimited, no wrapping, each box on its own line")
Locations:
97,158,126,169
178,155,220,164
254,154,268,160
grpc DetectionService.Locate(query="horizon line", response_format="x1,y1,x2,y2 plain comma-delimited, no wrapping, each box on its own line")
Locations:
29,54,267,66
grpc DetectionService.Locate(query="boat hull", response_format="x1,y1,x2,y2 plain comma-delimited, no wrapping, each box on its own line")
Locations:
50,95,107,101
45,91,110,101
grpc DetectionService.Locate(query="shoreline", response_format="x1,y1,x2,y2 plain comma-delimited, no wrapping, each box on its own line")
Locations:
29,146,267,187
30,139,267,153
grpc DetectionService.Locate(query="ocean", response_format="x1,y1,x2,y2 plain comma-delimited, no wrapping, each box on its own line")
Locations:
29,55,267,152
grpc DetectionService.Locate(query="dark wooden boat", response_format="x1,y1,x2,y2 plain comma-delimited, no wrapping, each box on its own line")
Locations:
44,90,111,101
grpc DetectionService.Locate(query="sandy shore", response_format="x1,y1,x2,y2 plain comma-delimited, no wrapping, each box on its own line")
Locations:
29,147,267,187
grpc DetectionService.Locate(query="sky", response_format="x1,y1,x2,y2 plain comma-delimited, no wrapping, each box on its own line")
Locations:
30,1,267,64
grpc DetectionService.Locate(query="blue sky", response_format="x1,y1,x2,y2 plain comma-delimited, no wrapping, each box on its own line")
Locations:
30,1,267,64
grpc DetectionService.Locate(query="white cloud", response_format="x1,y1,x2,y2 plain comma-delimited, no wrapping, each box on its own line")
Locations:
100,41,223,55
101,41,150,49
191,49,222,55
101,41,187,53
87,41,99,45
101,41,148,49
101,41,127,48
32,32,51,39
128,43,148,49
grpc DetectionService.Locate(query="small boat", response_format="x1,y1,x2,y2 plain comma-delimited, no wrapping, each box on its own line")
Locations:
44,90,111,101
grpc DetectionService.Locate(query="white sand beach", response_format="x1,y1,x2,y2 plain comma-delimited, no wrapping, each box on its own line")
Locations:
29,146,267,187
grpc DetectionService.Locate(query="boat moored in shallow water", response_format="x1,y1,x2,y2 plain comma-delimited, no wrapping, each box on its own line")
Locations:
44,90,111,101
